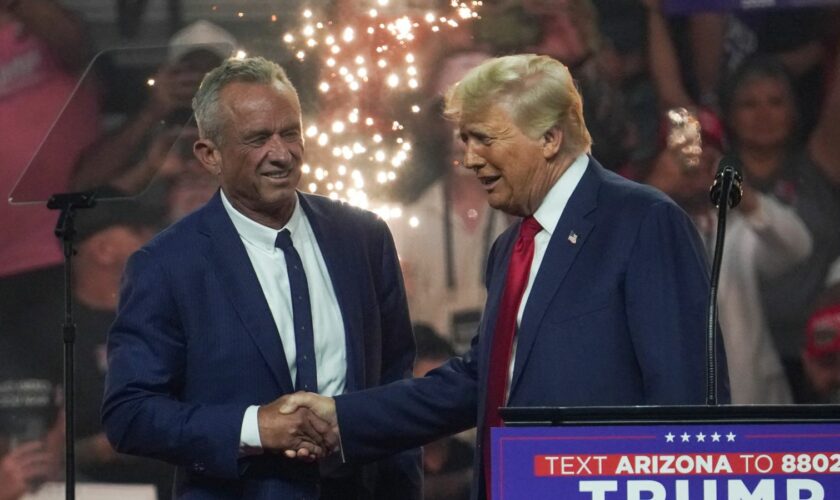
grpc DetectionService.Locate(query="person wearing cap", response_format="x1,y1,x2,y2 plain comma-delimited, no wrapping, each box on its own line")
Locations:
101,56,420,499
802,258,840,403
71,20,236,194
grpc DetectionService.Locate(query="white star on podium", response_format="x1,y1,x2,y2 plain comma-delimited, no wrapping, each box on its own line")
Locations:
711,432,721,442
665,432,675,443
681,432,691,442
726,432,736,442
696,432,706,442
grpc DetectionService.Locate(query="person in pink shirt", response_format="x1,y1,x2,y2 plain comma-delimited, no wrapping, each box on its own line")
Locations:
0,0,99,323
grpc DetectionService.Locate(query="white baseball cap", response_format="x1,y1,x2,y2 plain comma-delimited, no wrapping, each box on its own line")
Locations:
168,20,236,63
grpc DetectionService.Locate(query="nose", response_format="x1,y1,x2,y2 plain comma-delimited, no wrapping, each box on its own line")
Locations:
462,143,485,171
266,135,292,165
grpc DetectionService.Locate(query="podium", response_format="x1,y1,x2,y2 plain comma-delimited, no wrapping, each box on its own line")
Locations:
492,405,840,499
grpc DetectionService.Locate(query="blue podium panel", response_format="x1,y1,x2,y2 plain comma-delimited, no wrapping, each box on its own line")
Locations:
492,423,840,499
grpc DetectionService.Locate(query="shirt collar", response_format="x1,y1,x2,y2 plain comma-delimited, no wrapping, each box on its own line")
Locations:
532,153,589,236
220,189,304,252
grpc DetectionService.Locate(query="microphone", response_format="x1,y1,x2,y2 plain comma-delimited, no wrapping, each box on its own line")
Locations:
709,155,743,209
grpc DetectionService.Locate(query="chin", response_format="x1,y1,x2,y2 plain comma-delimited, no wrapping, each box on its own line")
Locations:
486,196,507,212
490,200,523,217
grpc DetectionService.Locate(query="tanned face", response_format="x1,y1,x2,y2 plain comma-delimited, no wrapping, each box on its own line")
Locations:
458,105,562,216
196,81,304,228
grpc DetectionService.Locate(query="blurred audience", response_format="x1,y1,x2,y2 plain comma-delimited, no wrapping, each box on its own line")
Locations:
0,0,98,330
801,258,840,403
72,19,234,195
412,324,473,500
645,0,840,401
730,53,840,401
646,110,811,404
525,0,641,171
0,350,63,500
390,50,509,350
69,195,170,498
1,194,169,498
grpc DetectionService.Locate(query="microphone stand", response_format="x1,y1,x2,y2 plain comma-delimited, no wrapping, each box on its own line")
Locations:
706,164,742,406
47,192,97,500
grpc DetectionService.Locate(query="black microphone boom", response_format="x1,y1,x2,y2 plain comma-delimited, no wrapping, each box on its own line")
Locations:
704,154,744,405
709,155,744,208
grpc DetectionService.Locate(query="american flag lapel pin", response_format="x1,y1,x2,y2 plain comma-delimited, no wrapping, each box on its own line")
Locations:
568,230,578,245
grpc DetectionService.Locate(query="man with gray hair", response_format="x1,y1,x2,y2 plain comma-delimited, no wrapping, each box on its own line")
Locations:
102,56,420,499
281,54,728,500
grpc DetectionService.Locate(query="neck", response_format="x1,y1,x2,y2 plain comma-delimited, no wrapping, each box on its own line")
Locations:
526,154,576,215
225,190,296,230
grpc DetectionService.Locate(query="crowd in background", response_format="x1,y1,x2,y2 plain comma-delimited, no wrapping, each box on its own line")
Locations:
1,0,839,499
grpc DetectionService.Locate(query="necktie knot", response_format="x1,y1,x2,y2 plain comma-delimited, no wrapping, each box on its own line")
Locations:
274,229,294,251
519,216,542,241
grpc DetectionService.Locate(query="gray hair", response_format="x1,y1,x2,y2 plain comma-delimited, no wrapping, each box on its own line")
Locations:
444,54,592,159
192,56,299,144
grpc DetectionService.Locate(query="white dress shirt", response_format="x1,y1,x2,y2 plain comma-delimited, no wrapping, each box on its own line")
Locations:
220,191,347,453
508,153,589,394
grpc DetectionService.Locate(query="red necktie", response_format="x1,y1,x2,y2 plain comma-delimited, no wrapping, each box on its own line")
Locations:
483,215,542,497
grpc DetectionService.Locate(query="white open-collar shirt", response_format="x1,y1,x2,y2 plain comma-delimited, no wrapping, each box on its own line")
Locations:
221,191,346,452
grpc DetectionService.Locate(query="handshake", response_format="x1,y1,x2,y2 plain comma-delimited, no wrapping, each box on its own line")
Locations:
258,392,339,460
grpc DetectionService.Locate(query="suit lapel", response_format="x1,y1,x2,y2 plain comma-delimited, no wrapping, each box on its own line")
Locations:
508,159,602,397
199,192,295,392
299,194,365,392
476,227,516,433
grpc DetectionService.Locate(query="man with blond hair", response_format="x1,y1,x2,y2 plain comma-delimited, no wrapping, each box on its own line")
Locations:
282,54,728,500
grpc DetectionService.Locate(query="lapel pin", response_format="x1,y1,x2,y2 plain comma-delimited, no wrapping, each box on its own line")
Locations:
568,231,578,245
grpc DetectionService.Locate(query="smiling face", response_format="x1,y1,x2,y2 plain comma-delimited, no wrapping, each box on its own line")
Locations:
458,104,563,216
195,81,303,228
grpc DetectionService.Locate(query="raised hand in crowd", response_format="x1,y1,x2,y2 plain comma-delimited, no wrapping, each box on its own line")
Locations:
0,442,55,500
0,415,62,500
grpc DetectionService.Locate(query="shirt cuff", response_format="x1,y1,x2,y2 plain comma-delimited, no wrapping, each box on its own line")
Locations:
239,405,263,457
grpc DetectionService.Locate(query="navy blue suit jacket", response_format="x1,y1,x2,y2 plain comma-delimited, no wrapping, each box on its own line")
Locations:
334,158,729,499
102,192,421,499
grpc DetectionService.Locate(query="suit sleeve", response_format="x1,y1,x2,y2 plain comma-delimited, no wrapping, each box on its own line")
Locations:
334,219,484,464
101,249,248,479
335,343,479,463
368,218,423,498
624,201,730,404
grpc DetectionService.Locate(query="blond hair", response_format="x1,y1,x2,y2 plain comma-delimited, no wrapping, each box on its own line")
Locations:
444,54,591,158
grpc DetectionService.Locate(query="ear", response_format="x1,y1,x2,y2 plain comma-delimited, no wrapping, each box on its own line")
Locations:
541,126,563,160
194,139,222,176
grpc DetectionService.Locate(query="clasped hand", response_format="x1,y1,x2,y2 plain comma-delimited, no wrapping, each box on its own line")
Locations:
258,392,339,461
